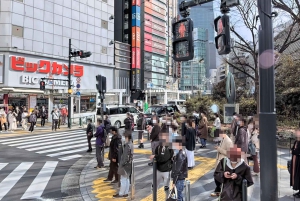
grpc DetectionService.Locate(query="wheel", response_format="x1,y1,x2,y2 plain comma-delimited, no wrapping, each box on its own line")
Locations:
114,121,121,129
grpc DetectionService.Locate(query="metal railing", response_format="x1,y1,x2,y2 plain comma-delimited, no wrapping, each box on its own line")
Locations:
70,114,95,128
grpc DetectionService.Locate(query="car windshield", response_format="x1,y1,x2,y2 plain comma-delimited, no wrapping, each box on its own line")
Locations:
144,107,163,114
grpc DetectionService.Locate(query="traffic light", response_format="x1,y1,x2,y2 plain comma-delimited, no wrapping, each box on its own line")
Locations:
40,81,45,90
172,18,194,61
96,75,106,94
214,15,231,55
70,50,92,58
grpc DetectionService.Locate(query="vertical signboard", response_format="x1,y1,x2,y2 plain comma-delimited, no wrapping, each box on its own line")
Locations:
131,2,141,90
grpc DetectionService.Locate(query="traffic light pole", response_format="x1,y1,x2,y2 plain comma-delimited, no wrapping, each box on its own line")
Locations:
68,39,72,129
258,0,278,200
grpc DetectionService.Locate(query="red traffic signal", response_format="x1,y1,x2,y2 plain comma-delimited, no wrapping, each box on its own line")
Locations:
214,15,231,55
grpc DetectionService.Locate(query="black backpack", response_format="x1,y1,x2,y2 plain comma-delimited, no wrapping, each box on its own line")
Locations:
156,146,173,172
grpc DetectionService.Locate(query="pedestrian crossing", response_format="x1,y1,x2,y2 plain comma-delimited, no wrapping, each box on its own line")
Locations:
0,130,96,161
0,161,59,201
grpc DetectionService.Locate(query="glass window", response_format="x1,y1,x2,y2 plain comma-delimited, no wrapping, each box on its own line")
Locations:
166,107,174,113
119,107,128,114
129,107,138,113
109,108,118,115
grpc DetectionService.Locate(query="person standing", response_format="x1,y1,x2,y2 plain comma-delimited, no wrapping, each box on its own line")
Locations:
248,120,260,176
61,106,67,125
28,111,37,133
52,108,59,131
213,113,221,142
21,110,29,130
86,119,94,152
147,116,161,166
230,112,239,142
104,126,122,183
171,136,188,201
113,135,133,198
210,132,233,197
104,115,111,148
94,119,106,169
234,116,249,164
123,112,132,139
0,108,7,132
137,113,145,148
185,117,196,169
15,106,22,127
40,106,47,127
7,110,17,132
199,112,208,148
214,145,253,200
290,129,300,198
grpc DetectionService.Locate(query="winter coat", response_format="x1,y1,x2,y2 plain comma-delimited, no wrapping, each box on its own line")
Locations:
40,109,47,118
185,127,196,151
86,123,94,135
104,119,111,133
15,109,22,122
94,125,105,146
235,126,248,153
171,149,188,183
290,141,300,190
29,114,37,123
124,117,132,137
155,145,174,172
108,134,122,162
118,141,133,176
137,116,145,130
198,116,208,139
216,135,233,168
250,130,259,153
214,158,254,201
0,113,7,124
150,124,161,142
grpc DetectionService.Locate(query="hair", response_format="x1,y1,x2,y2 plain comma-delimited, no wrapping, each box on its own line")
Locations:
126,135,132,140
233,112,237,116
201,111,206,116
182,114,188,119
87,118,92,123
110,126,118,133
186,118,193,127
97,119,102,124
214,113,219,118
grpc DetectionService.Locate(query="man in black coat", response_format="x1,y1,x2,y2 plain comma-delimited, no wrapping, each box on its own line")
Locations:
86,119,94,152
104,126,122,183
147,116,161,166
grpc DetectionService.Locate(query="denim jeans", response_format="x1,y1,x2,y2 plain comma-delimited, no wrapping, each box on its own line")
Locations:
119,175,130,196
176,179,185,201
200,138,207,146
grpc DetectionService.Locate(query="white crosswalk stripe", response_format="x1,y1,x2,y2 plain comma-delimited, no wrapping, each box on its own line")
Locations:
0,130,97,161
0,161,59,200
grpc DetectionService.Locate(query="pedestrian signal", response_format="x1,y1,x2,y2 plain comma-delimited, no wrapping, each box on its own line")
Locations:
214,15,231,55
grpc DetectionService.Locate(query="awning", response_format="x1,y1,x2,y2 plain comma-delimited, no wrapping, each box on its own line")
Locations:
0,88,45,94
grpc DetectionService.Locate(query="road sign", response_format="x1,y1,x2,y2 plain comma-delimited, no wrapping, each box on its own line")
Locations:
147,83,153,88
76,84,80,88
76,91,81,96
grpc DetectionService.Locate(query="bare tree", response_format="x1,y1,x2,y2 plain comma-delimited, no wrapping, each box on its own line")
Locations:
222,0,300,110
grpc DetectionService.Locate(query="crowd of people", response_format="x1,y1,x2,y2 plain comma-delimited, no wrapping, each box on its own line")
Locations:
0,105,68,133
86,109,266,200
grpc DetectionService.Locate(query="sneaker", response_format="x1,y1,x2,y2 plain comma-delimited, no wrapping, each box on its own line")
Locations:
210,192,220,197
113,194,123,198
111,180,118,184
103,179,112,182
251,172,259,176
148,162,153,166
123,194,128,198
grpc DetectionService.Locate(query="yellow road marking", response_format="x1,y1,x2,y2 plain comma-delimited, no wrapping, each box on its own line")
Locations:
278,164,287,170
140,156,216,201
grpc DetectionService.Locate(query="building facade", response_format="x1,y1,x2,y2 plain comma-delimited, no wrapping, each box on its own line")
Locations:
0,0,115,111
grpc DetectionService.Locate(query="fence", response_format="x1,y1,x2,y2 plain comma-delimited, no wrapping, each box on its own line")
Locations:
70,114,96,128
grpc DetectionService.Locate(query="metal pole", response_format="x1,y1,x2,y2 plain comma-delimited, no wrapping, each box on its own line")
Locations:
185,180,190,201
101,97,104,125
242,179,247,201
153,157,157,201
191,61,194,97
68,38,72,129
118,143,122,188
257,0,278,200
130,160,135,200
149,88,151,106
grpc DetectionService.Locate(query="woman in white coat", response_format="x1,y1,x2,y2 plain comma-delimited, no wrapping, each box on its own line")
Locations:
8,110,17,132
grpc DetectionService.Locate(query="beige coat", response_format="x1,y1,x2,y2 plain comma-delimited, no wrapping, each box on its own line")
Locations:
0,114,6,124
215,135,233,167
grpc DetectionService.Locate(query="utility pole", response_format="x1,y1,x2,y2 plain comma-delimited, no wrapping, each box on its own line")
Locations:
68,39,72,129
258,0,278,200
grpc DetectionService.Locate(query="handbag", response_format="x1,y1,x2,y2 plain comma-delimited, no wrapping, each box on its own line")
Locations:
218,158,227,201
166,185,178,201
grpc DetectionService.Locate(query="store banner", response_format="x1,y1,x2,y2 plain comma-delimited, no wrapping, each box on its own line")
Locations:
132,0,141,6
132,6,141,27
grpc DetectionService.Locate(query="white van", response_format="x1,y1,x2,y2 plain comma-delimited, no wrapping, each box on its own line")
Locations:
167,100,186,105
96,105,139,128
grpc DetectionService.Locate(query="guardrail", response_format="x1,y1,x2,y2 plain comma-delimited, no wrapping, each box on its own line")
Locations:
70,114,96,128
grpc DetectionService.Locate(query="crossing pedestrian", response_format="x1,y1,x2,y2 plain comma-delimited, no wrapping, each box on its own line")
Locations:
40,106,47,127
0,108,7,132
104,126,122,183
214,145,253,201
234,116,249,164
184,117,196,170
86,118,94,152
15,106,22,127
147,116,161,166
171,135,188,201
137,113,145,148
124,112,132,139
113,135,133,198
198,112,208,148
7,109,17,132
51,108,59,131
28,111,37,133
94,119,106,169
211,131,233,197
21,110,29,130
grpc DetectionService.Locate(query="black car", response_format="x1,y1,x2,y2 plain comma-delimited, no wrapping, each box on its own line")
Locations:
144,104,180,124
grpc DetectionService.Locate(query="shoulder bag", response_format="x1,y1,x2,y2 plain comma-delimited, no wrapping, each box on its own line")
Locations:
166,185,178,201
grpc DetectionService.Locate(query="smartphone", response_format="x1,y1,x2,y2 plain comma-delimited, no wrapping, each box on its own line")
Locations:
227,172,231,175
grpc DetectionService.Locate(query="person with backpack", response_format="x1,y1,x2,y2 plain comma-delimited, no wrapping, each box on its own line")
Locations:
113,135,133,198
28,110,37,133
104,126,122,183
124,112,132,139
86,118,95,152
94,119,106,169
150,131,174,197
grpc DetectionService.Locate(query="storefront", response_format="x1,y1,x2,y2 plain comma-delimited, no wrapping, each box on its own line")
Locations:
0,52,115,114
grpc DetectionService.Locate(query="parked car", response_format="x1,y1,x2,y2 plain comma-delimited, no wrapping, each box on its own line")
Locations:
144,104,181,124
96,105,140,128
167,99,186,105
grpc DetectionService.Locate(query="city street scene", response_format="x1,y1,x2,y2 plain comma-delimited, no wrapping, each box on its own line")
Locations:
0,0,299,201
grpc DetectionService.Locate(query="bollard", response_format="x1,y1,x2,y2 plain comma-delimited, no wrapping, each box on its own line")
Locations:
185,180,191,201
147,131,150,141
118,143,122,188
130,160,135,200
79,117,82,127
153,157,157,201
242,179,247,201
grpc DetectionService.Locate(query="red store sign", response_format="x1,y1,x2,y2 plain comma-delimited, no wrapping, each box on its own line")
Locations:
10,56,84,77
